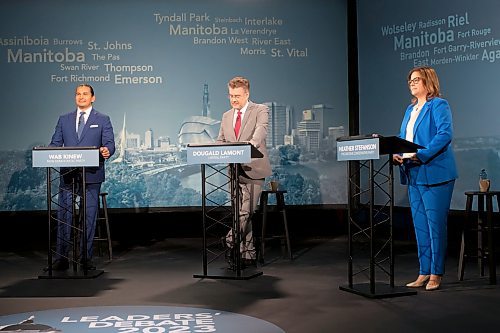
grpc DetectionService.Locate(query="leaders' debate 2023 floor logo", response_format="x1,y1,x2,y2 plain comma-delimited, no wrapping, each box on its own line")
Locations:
0,306,285,333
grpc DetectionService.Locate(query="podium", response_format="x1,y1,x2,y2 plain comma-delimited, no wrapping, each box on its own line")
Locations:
187,142,263,280
337,135,423,298
32,146,103,279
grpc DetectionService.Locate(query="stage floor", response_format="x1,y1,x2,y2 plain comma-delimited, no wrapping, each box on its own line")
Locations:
0,236,499,332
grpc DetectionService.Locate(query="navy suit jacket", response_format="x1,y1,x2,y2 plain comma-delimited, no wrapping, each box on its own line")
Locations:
50,108,115,183
398,97,458,185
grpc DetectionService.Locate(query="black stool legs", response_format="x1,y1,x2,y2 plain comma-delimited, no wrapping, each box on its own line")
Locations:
258,190,292,263
94,192,112,261
458,191,499,284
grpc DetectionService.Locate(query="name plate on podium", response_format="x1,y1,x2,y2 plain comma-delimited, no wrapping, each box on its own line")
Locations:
337,138,380,161
187,143,252,164
32,147,99,167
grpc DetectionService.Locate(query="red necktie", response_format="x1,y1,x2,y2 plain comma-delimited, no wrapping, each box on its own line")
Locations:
234,110,242,138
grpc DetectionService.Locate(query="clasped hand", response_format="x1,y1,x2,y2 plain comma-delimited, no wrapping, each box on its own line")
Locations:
100,146,110,159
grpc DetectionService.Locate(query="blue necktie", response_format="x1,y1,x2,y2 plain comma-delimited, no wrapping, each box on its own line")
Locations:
77,111,85,139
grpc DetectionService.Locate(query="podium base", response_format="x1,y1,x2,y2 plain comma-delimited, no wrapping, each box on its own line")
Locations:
339,282,417,299
194,267,263,280
39,269,104,279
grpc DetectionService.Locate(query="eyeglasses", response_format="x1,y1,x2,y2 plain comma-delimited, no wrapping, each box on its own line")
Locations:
228,94,248,100
408,77,423,85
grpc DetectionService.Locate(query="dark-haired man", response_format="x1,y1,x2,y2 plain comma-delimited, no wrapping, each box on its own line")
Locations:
217,76,272,266
49,84,115,270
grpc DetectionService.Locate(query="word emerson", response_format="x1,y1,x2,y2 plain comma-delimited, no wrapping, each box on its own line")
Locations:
192,149,245,156
49,153,83,159
338,144,377,152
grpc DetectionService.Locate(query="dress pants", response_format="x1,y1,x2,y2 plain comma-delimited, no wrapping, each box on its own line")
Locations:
57,182,101,260
408,180,454,275
226,177,263,260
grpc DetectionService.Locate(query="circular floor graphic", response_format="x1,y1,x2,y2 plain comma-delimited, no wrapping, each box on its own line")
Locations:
0,306,285,333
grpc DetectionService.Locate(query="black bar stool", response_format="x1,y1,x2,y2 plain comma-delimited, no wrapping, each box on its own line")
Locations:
258,190,292,263
94,192,112,261
458,191,499,284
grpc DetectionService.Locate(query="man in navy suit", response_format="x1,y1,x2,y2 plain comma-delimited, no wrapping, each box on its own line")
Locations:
49,84,115,270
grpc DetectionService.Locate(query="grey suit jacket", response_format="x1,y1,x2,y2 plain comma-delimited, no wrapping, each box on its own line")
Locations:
217,101,272,180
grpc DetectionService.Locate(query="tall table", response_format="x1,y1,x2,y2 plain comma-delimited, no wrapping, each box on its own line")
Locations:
187,142,263,280
32,146,103,279
337,135,422,298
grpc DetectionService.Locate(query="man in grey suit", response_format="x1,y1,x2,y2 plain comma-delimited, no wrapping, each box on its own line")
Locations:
217,76,272,266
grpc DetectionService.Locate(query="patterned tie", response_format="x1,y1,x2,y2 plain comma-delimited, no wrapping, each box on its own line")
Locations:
77,111,85,139
234,110,242,138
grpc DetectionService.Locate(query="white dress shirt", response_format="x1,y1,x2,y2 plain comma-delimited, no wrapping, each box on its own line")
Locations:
403,104,422,158
75,106,92,132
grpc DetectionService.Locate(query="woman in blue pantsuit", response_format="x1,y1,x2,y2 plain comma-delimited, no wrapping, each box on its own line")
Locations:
393,66,458,291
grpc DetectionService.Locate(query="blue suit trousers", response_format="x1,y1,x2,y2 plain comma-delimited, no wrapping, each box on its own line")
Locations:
57,182,101,260
408,180,454,275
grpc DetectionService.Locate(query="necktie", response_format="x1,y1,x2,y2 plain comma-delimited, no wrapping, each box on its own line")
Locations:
234,110,242,138
77,111,85,139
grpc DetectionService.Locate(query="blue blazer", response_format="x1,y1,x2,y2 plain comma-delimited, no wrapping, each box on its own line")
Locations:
398,97,458,185
50,108,115,183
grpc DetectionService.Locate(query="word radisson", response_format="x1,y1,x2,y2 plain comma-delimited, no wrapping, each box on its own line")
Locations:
7,48,85,63
192,149,245,156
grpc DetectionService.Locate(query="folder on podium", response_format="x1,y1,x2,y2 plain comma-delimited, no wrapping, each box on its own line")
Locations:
337,134,423,298
187,142,263,280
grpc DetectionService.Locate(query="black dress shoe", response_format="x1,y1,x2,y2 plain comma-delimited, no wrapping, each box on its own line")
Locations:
225,250,236,270
220,236,227,250
242,258,257,268
44,258,69,271
81,259,96,270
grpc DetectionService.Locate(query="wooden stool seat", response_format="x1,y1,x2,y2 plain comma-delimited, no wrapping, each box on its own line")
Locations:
458,191,500,284
258,190,292,263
